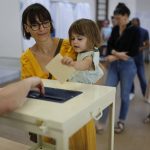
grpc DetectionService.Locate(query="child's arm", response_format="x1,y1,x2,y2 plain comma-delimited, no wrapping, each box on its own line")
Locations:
61,56,93,71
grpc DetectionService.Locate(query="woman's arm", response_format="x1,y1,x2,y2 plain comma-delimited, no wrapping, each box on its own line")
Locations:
0,77,44,114
111,50,129,60
105,54,119,62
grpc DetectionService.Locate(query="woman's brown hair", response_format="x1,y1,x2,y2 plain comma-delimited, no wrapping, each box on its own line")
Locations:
22,3,54,39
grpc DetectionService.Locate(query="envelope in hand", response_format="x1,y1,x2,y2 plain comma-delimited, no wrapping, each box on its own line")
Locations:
45,53,76,83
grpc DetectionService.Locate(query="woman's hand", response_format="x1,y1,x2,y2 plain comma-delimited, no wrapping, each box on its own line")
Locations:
116,52,129,60
0,77,45,114
27,77,45,94
112,50,129,60
105,55,118,62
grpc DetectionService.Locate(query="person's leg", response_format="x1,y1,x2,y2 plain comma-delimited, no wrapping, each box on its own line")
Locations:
136,62,147,96
97,61,119,130
145,79,150,103
143,113,150,124
129,84,135,101
129,57,138,100
130,57,136,95
130,84,135,94
115,59,137,133
134,52,147,96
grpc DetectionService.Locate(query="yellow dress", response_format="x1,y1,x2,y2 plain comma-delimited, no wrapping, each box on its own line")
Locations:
20,39,96,150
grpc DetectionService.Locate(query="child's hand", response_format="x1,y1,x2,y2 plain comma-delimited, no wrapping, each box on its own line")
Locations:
61,56,74,66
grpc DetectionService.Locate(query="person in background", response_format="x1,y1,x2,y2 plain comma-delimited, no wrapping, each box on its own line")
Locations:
20,3,97,150
97,3,140,134
100,19,112,60
62,18,104,84
0,77,44,115
129,17,149,101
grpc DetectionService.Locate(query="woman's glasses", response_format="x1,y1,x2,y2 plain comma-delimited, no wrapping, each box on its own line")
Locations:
27,21,50,31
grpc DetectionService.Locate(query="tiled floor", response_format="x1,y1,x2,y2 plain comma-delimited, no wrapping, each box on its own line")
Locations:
0,63,149,150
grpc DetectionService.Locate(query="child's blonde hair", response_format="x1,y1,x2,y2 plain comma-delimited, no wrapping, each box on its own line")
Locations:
69,18,101,49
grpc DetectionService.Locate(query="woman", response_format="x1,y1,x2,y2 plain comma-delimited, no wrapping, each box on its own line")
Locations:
20,3,96,150
0,77,44,115
98,3,140,134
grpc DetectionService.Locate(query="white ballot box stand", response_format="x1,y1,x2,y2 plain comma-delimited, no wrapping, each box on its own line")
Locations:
0,79,116,150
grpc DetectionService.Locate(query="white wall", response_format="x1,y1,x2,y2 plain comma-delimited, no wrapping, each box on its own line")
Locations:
87,0,96,20
0,0,22,58
136,0,150,34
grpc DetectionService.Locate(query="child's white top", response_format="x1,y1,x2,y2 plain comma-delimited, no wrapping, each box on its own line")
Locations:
69,50,104,84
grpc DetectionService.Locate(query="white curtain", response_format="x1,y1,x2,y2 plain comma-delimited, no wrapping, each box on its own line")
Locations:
74,2,91,20
50,2,74,38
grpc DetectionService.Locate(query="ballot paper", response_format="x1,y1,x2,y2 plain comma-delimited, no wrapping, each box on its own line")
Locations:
46,53,76,83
